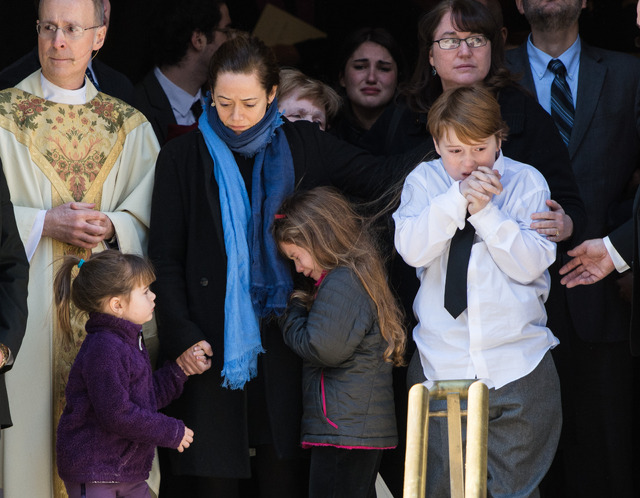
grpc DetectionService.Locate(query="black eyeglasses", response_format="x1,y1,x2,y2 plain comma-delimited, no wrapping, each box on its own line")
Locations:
432,35,489,50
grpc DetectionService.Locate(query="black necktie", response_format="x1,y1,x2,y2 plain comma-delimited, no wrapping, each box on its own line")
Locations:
191,100,203,120
548,59,574,146
85,67,100,92
444,219,475,318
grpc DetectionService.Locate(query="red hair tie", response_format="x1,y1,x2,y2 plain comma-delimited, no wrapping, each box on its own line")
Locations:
274,214,286,219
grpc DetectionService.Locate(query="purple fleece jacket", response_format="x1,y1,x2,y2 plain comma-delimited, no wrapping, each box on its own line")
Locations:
56,312,187,484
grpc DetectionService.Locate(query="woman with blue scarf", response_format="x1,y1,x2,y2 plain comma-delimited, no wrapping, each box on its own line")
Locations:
148,33,428,497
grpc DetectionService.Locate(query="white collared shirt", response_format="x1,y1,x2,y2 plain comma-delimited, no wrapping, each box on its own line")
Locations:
393,153,559,389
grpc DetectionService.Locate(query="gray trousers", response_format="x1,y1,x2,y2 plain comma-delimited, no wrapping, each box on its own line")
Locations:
408,351,561,498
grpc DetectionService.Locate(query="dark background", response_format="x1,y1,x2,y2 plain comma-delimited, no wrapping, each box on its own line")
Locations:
2,0,639,85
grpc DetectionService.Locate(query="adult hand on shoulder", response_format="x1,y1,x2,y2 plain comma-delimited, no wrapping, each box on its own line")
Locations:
177,426,194,453
559,238,615,287
43,202,114,248
531,199,573,242
460,166,502,215
176,340,213,375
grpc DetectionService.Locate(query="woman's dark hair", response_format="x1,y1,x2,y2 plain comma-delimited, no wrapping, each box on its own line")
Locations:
208,33,280,95
53,250,155,345
403,0,515,114
337,27,408,87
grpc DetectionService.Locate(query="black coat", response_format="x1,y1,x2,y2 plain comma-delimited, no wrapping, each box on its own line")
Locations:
610,216,640,353
133,71,176,146
148,120,427,478
0,159,29,429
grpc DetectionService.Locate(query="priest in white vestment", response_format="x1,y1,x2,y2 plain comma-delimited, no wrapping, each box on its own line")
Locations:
0,0,160,495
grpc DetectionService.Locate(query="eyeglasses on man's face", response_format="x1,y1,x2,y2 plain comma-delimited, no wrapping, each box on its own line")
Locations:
36,21,103,40
432,35,489,50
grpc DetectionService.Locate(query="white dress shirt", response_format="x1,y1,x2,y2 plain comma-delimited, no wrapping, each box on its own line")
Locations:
393,152,559,389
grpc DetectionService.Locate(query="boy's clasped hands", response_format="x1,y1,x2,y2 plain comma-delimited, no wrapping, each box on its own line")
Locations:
459,166,503,215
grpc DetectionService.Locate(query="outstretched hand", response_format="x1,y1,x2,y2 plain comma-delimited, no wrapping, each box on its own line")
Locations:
559,238,615,287
177,426,194,452
176,340,213,375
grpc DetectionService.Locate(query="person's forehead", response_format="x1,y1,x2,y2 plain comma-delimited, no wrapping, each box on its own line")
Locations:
350,41,394,61
39,0,98,22
288,96,324,113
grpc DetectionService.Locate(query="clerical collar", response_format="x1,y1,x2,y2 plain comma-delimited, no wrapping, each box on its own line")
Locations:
40,72,87,105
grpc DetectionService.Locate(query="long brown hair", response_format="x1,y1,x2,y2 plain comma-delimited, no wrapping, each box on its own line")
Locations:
53,250,155,344
273,187,406,366
402,0,515,114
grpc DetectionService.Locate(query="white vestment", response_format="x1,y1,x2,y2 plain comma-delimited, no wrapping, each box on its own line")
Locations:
0,70,159,497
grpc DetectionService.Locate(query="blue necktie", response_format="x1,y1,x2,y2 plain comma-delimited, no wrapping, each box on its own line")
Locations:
548,59,574,146
85,67,101,92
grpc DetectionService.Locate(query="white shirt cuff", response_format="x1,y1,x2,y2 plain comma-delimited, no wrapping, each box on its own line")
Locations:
25,210,46,262
604,236,630,273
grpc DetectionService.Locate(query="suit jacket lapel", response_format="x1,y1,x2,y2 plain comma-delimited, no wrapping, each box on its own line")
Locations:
143,72,176,144
508,43,537,97
571,44,605,158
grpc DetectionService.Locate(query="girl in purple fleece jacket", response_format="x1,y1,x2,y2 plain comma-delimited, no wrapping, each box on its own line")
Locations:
53,250,211,498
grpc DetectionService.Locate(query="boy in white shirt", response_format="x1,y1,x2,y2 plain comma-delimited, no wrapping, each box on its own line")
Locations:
393,86,561,497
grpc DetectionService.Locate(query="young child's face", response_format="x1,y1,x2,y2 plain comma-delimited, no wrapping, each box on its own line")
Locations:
118,284,156,325
280,242,324,281
434,127,501,181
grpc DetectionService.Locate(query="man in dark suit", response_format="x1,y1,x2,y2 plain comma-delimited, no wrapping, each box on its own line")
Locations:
0,160,29,431
134,0,230,145
0,0,135,105
506,0,640,496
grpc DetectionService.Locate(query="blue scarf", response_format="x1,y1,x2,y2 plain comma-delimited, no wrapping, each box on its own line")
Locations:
199,95,294,389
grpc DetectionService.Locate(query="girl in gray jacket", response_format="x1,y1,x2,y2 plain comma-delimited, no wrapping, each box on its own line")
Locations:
274,187,406,498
